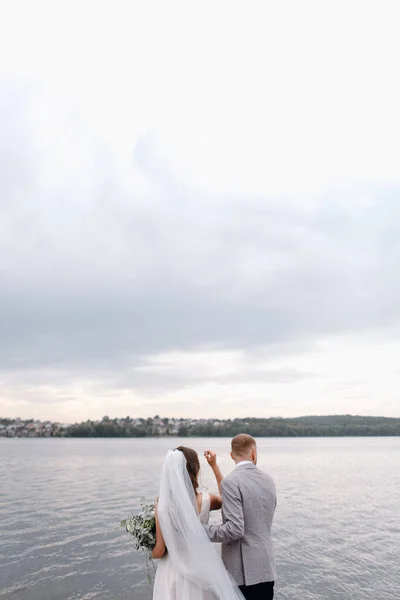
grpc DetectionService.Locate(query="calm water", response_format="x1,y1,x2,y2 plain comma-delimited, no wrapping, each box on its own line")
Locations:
0,437,399,599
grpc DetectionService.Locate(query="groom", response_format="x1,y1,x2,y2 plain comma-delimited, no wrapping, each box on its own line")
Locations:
204,434,277,600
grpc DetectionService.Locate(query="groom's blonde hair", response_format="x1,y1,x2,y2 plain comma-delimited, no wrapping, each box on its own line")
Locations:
231,433,256,459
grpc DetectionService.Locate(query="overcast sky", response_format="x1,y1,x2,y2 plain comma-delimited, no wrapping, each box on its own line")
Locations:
1,1,400,422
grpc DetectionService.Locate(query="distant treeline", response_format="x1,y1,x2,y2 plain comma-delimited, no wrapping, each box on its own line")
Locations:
64,415,400,438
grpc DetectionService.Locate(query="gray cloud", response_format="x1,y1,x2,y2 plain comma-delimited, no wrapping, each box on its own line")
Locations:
1,82,400,415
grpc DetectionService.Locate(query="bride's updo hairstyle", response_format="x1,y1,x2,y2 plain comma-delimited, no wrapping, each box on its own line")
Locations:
175,446,200,492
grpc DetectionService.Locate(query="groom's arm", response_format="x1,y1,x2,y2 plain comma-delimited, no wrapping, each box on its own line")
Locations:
204,477,244,543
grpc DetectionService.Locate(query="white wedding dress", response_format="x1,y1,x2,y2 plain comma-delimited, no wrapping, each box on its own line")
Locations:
152,450,244,600
153,492,212,599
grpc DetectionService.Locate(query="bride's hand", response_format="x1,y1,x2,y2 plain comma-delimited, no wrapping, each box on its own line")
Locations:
204,450,217,468
205,450,224,497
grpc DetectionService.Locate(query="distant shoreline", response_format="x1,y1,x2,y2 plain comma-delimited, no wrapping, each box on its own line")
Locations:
2,414,400,438
1,433,400,439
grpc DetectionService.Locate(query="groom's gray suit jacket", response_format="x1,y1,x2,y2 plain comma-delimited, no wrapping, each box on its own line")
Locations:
204,463,276,587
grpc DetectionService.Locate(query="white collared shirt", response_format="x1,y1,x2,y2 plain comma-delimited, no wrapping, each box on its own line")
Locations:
235,460,253,468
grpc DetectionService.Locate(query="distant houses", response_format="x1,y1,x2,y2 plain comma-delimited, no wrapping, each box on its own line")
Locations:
0,419,66,437
0,415,222,438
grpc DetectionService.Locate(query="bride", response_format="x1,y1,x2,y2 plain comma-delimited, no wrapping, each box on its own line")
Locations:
152,446,244,600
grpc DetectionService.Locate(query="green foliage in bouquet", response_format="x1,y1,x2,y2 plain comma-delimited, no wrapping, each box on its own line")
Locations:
121,498,157,581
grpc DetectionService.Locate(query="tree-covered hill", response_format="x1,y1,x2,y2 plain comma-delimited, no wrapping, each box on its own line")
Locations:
64,414,400,438
2,414,399,438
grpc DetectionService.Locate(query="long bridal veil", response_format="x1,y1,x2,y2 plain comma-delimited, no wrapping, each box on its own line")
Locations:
157,449,244,600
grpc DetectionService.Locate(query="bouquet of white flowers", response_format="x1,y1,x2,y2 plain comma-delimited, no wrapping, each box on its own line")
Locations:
121,499,157,580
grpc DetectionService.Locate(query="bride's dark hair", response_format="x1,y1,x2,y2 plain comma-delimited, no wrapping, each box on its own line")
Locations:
175,446,200,492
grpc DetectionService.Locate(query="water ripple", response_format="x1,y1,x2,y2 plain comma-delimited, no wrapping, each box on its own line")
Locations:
1,437,399,599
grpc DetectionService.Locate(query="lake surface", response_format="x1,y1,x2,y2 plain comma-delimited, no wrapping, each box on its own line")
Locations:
0,437,399,599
